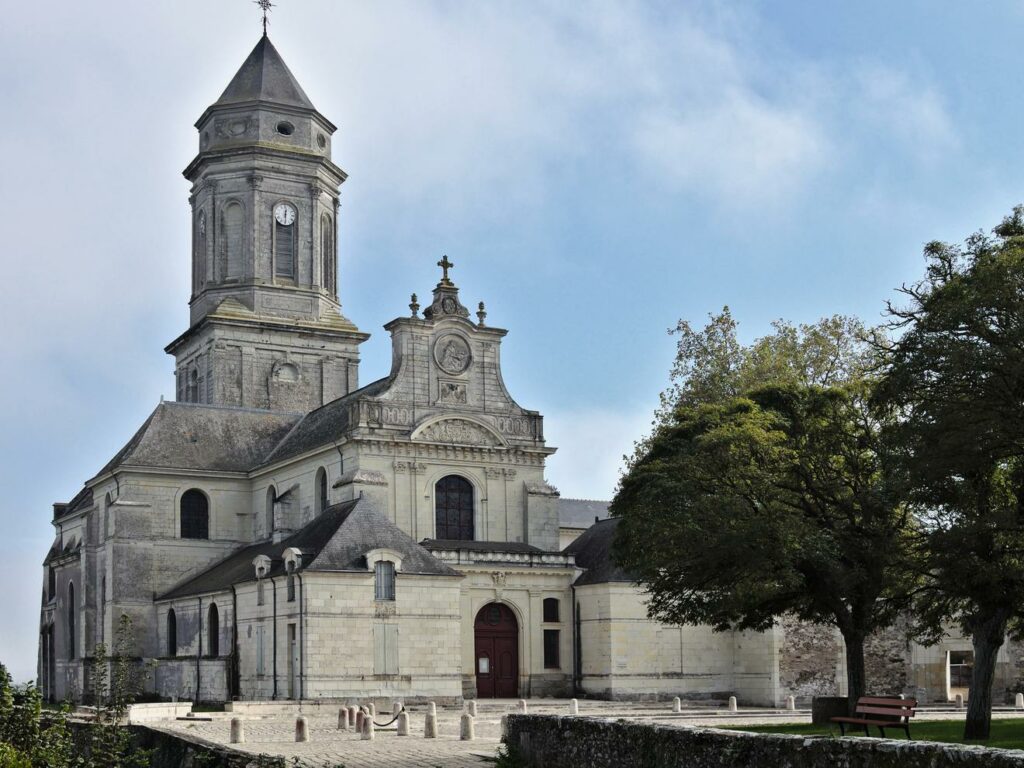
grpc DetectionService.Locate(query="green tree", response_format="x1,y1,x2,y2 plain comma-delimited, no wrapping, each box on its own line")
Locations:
876,206,1024,740
614,382,915,705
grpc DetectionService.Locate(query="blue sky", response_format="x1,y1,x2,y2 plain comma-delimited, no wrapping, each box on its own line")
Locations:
1,1,1022,682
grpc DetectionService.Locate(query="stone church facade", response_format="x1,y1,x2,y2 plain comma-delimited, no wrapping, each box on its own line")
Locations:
38,35,1023,707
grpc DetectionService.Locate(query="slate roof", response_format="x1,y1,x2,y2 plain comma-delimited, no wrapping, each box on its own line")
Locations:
215,35,316,111
159,497,457,600
563,517,635,587
558,498,610,529
95,401,302,479
260,378,390,467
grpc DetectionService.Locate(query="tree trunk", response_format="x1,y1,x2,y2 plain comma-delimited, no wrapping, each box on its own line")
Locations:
964,611,1009,741
841,631,867,714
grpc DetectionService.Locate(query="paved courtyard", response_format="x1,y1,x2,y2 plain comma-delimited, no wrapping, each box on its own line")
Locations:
145,699,1024,768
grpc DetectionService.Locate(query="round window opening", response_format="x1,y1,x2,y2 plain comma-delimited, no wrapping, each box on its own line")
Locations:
317,133,326,149
276,121,295,136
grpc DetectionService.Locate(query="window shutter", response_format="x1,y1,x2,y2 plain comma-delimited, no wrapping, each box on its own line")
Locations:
386,624,399,675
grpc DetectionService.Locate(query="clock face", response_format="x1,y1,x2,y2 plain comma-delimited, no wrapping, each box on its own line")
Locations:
274,203,296,226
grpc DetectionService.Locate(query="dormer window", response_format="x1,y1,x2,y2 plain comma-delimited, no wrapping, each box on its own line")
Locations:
374,561,395,601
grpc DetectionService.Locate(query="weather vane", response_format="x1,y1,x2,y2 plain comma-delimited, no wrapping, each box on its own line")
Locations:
255,0,274,36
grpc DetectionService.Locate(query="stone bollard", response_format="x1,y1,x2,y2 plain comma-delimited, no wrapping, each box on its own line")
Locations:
568,698,578,715
728,696,738,713
460,713,475,741
672,697,681,714
367,703,376,718
955,693,964,709
517,699,528,713
397,711,410,736
466,700,477,717
500,715,508,739
786,695,796,711
394,700,403,716
295,716,309,743
424,711,438,738
349,706,359,727
338,707,349,730
361,714,375,741
1016,693,1024,710
355,710,364,732
230,717,244,744
428,701,437,716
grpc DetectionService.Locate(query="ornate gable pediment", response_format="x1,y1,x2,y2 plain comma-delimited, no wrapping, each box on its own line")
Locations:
411,417,506,447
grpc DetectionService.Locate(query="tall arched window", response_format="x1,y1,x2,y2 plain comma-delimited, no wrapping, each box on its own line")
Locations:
208,603,219,657
434,475,474,540
274,203,297,279
67,583,75,660
167,609,177,657
194,210,207,293
316,467,328,514
265,486,276,538
221,202,244,280
180,489,209,539
321,213,334,294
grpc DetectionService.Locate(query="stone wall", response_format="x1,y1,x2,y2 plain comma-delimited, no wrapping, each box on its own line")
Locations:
504,715,1024,768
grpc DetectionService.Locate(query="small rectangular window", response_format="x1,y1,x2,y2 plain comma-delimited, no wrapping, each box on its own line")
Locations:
543,629,560,669
950,650,974,688
543,597,559,623
375,561,395,601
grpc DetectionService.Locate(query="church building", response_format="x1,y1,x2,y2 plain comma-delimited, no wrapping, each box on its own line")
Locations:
39,34,1006,707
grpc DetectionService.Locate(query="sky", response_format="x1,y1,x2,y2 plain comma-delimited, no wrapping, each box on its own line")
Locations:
1,0,1023,682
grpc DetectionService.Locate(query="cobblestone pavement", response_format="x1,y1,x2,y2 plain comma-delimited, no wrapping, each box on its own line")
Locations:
147,699,1024,767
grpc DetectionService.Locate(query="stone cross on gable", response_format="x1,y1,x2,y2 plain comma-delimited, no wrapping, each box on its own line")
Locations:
437,255,454,285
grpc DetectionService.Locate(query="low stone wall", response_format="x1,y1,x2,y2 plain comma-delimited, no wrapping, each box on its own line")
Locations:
503,715,1024,768
132,725,285,768
126,702,194,723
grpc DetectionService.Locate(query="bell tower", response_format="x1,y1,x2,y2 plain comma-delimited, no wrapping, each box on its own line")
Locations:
166,35,368,413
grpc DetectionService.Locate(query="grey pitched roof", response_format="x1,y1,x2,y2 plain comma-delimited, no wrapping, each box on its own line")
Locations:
563,517,634,586
96,401,302,478
159,497,456,600
215,36,316,111
259,378,390,467
558,498,610,529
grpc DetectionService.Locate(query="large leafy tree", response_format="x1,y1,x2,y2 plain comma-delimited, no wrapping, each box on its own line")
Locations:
613,381,915,705
876,207,1024,740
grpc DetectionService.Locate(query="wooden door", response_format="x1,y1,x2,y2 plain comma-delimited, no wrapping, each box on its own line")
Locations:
475,603,518,698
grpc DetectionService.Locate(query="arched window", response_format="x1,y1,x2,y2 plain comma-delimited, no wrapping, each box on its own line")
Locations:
321,214,334,294
181,490,209,539
221,202,244,280
274,203,297,279
194,210,207,293
374,561,396,601
316,467,328,515
167,609,177,657
434,475,474,540
208,603,219,657
265,486,276,538
67,583,75,660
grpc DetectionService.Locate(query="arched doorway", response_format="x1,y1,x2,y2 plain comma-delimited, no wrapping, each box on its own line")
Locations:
475,603,518,698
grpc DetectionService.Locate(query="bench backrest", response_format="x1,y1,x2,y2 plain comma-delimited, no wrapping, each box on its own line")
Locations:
854,696,917,722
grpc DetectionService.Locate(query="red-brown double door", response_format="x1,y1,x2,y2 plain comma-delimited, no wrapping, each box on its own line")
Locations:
474,603,518,698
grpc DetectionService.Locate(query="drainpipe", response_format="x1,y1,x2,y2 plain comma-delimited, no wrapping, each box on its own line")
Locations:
230,585,239,700
572,586,582,696
297,572,305,700
271,576,278,700
196,596,203,706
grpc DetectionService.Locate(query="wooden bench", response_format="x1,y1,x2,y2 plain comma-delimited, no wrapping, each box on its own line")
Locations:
830,696,917,738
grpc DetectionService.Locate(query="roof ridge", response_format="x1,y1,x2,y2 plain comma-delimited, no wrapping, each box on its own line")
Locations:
163,400,304,417
560,497,611,503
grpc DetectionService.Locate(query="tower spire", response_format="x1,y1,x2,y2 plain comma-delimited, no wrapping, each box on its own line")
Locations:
255,0,274,36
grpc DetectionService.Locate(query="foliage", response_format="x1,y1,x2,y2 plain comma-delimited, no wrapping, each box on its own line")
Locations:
876,206,1024,740
614,370,917,702
493,742,528,768
731,718,1024,750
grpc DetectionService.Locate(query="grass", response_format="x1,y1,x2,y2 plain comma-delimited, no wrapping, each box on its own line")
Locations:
729,718,1024,750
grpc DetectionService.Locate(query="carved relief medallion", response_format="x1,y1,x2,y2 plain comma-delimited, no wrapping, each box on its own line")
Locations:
434,335,472,375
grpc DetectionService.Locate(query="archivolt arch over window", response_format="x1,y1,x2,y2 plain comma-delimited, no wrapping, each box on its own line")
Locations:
167,609,177,657
434,475,474,540
321,213,335,294
316,467,328,515
208,603,219,657
265,486,276,538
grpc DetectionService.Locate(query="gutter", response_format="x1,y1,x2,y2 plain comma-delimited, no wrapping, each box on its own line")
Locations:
196,596,203,706
271,576,278,700
297,572,305,700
